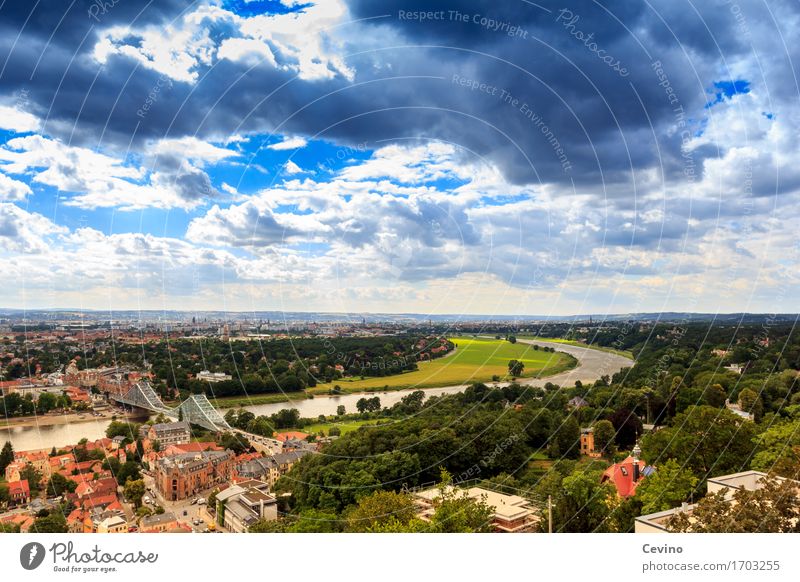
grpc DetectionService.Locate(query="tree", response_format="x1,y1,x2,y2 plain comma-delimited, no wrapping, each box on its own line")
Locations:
328,426,341,437
738,388,763,421
592,420,616,455
124,479,146,508
218,432,250,455
47,473,77,497
508,359,525,378
356,398,368,413
634,459,698,514
0,441,13,474
426,470,494,533
345,490,417,532
507,335,517,344
0,483,9,505
608,408,642,449
336,405,346,416
668,477,800,532
31,510,68,533
116,461,142,485
20,465,43,497
550,415,580,459
553,470,615,532
105,421,141,443
640,406,756,477
248,518,287,533
703,383,727,408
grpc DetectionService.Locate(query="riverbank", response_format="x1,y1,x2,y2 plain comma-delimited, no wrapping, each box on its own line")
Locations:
0,410,139,430
516,336,635,360
204,339,579,409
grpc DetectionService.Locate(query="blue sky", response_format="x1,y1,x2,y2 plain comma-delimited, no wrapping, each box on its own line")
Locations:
0,0,798,315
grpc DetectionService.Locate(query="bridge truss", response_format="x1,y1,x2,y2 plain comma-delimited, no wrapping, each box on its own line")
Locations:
110,381,232,432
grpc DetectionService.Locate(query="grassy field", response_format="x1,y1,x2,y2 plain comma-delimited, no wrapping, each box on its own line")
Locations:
209,392,308,410
517,336,634,360
301,418,380,436
308,337,577,394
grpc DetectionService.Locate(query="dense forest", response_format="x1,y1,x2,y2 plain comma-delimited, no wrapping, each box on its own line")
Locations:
272,321,800,532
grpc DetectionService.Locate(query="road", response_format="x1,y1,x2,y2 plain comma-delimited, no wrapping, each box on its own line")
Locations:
142,471,216,533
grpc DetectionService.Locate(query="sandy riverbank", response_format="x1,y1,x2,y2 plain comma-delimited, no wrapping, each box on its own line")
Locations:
0,410,139,430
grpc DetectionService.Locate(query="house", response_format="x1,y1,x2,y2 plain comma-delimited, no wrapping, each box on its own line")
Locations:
567,396,588,409
145,421,191,447
413,486,539,533
273,450,311,476
235,457,279,486
7,480,31,506
155,450,235,501
215,479,278,532
196,370,232,383
67,508,85,533
96,515,128,533
635,471,790,533
162,441,221,456
0,512,34,533
600,445,654,498
580,427,601,457
274,431,310,442
111,436,126,450
140,512,179,533
17,450,52,479
4,460,25,482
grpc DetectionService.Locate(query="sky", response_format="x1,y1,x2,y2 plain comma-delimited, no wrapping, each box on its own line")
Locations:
0,0,798,316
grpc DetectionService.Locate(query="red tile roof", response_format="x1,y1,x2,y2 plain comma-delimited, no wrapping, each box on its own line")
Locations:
601,455,647,498
275,431,309,442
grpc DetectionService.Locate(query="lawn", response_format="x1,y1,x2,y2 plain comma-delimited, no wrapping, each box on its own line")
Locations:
309,337,577,394
301,418,380,436
517,336,634,360
210,392,308,410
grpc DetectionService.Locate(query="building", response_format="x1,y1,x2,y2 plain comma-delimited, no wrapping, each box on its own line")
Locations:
155,450,235,501
140,512,179,533
145,421,191,446
634,470,785,533
274,431,310,443
600,445,654,498
235,457,279,486
7,480,31,506
273,450,311,476
215,479,278,532
567,396,588,409
580,427,601,457
96,514,128,533
414,486,539,533
196,370,232,383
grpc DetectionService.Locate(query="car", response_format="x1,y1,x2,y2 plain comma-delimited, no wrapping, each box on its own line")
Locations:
190,498,198,505
197,498,207,505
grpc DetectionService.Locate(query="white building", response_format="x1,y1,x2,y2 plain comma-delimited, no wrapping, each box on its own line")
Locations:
635,470,788,533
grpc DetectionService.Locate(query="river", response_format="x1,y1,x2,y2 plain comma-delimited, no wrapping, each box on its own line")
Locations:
0,339,632,452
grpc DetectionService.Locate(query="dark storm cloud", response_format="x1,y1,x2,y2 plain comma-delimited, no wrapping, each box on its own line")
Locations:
0,0,795,193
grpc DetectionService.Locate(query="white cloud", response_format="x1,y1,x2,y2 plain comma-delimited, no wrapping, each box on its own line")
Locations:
0,134,236,210
283,160,304,174
0,172,33,201
268,136,308,151
92,1,353,83
0,105,40,133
